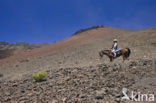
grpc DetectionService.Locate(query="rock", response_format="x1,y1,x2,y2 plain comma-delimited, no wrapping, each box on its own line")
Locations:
112,92,121,98
3,97,11,102
4,91,10,96
19,100,26,103
95,91,104,99
132,66,136,69
0,73,3,78
66,100,72,103
27,93,33,96
10,100,18,103
51,99,58,103
62,98,67,102
12,82,18,87
115,93,121,98
21,89,25,93
80,94,86,98
115,98,121,102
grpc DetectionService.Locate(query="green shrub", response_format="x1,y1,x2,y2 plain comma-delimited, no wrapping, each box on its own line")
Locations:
32,71,47,82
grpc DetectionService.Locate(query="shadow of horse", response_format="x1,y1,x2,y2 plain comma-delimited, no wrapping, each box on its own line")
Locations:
99,48,131,62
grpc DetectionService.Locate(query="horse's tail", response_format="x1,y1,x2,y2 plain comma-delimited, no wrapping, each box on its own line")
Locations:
126,48,131,57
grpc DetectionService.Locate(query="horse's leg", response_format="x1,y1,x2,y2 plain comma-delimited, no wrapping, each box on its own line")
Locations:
123,53,129,61
110,58,112,62
122,55,125,62
125,53,130,61
110,57,113,62
99,52,103,59
99,55,102,59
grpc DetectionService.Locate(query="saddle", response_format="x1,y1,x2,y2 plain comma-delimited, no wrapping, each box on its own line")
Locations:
114,49,121,56
116,49,121,52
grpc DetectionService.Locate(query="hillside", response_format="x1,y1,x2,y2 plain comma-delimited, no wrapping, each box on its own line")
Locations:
0,25,156,102
0,26,156,80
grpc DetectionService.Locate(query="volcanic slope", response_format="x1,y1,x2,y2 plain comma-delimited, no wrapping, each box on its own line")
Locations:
0,25,156,80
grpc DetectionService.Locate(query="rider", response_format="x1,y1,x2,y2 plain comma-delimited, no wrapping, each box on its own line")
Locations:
112,39,118,57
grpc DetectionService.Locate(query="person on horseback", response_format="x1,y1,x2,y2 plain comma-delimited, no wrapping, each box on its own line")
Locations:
112,39,118,57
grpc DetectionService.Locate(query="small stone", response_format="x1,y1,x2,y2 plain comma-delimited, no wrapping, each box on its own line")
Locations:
19,100,25,103
12,82,18,87
0,73,3,78
62,98,66,102
3,97,11,102
95,91,104,99
115,98,121,102
66,100,72,103
115,93,121,98
27,93,33,96
11,100,18,103
132,66,136,69
21,90,25,93
112,92,121,98
5,91,10,96
51,99,58,103
80,94,86,98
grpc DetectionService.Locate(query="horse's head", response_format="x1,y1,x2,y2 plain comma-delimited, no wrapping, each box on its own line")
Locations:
99,51,103,59
99,50,111,59
104,50,111,53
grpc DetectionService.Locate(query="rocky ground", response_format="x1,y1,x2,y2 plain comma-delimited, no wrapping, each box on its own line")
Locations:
0,59,156,103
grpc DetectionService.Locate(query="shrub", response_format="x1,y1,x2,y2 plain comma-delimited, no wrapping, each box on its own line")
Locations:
32,71,47,82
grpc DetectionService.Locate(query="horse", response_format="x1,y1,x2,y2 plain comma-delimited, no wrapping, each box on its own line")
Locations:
99,48,131,62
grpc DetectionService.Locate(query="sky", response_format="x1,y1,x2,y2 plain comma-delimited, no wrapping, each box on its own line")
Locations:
0,0,156,44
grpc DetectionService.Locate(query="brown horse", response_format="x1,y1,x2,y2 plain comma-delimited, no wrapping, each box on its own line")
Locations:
99,48,131,62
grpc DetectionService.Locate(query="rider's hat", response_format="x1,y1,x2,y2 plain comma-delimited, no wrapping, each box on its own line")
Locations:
113,39,117,42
